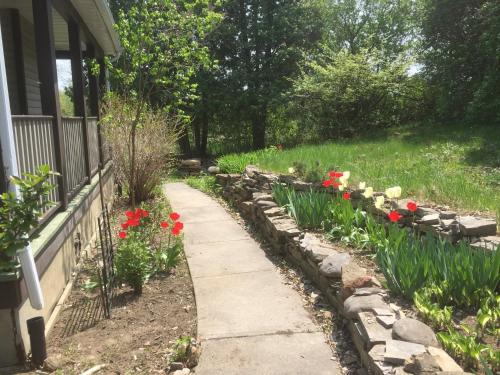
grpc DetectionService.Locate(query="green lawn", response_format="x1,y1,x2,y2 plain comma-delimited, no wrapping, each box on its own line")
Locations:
217,123,500,214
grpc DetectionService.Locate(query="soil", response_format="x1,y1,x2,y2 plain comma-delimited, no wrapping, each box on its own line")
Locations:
37,255,196,375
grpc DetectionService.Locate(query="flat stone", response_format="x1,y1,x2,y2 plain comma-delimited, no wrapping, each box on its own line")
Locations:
426,346,462,372
319,252,350,278
207,166,220,174
181,158,201,167
354,287,384,296
264,207,286,217
440,219,458,230
417,214,440,225
245,165,260,177
341,263,380,299
392,318,439,347
368,344,386,361
256,200,278,210
416,207,438,218
344,294,388,319
377,315,396,328
459,216,497,236
373,308,395,316
300,233,339,263
470,235,500,251
403,353,440,374
384,340,426,365
291,180,313,191
439,211,456,219
358,312,393,346
253,194,274,202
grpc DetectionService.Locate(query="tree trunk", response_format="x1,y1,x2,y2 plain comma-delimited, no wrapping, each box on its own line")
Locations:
178,125,191,156
251,112,266,150
193,119,201,155
200,100,209,156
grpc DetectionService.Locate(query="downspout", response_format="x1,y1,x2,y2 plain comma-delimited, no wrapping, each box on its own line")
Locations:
0,20,44,310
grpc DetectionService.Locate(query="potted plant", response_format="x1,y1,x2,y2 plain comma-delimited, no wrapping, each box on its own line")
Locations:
0,165,56,308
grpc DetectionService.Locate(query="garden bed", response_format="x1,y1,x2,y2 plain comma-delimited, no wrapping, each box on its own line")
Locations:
211,168,499,374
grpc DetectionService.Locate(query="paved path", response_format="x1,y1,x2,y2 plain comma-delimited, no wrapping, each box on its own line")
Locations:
164,183,341,375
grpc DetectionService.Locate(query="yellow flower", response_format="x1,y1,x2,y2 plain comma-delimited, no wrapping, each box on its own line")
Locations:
385,186,402,199
359,182,366,190
338,184,345,191
375,195,385,209
288,167,295,174
363,186,374,198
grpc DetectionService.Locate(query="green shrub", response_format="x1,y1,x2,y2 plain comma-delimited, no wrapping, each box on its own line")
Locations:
185,176,221,196
115,236,152,294
0,165,57,272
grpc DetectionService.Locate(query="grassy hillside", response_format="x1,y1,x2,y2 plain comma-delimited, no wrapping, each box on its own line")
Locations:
217,123,500,214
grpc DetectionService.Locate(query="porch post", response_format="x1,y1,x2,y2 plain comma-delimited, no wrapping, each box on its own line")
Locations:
68,19,91,184
32,0,68,209
86,44,104,168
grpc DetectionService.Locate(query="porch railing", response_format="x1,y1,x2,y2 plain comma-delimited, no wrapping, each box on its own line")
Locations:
11,115,104,222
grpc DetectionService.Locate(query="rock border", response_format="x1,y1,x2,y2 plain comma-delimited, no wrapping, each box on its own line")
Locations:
214,168,482,375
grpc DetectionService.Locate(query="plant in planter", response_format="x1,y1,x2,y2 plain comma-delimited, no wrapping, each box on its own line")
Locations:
0,165,56,273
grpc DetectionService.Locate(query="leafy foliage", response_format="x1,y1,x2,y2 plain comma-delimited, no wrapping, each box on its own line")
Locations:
0,165,57,272
115,235,152,294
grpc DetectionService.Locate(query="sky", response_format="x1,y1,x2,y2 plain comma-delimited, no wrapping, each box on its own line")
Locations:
56,60,72,90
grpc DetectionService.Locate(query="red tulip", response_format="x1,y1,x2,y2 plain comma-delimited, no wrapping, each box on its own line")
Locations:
343,192,351,200
333,182,341,188
407,201,418,212
127,218,140,227
160,221,169,228
170,212,180,221
120,222,129,230
118,231,126,239
388,210,402,222
322,179,333,187
125,210,134,218
142,210,149,217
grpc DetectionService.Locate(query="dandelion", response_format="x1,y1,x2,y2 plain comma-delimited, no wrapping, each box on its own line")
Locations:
363,187,374,198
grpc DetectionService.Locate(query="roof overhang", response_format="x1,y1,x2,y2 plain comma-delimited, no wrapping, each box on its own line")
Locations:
70,0,120,56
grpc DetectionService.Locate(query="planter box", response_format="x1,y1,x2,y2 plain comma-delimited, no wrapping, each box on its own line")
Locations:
0,265,22,309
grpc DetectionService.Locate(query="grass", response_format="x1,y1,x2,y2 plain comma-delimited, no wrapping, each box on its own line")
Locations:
218,122,500,213
184,175,221,196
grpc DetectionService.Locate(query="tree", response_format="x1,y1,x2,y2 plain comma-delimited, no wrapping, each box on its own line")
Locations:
202,0,325,150
108,0,221,206
421,0,500,122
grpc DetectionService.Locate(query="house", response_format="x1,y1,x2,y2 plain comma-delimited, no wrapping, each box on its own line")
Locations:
0,0,119,367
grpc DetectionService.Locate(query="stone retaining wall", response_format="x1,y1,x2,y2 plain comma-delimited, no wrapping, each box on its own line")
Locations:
214,168,487,375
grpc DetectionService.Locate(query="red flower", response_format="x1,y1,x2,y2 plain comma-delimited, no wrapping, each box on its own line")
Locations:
172,221,184,236
322,179,333,187
343,192,351,200
125,210,134,219
142,210,149,217
127,218,140,227
328,171,343,178
407,201,418,212
118,231,127,239
160,221,169,229
333,182,341,188
388,211,402,223
120,222,129,230
170,212,180,221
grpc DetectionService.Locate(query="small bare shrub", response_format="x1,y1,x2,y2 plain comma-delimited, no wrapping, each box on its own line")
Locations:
101,96,180,203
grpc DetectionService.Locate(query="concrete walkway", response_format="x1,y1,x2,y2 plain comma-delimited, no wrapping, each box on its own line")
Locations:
164,183,341,375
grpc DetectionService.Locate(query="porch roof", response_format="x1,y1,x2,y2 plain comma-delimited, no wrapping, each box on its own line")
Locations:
1,0,120,56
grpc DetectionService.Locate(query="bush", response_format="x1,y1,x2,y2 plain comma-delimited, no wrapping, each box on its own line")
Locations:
101,95,180,203
290,48,422,139
115,236,152,294
0,165,56,272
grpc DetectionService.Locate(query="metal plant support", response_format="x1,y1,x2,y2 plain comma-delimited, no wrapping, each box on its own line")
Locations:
98,206,115,318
